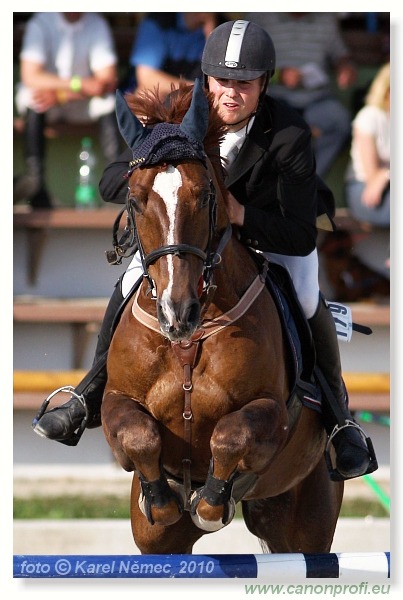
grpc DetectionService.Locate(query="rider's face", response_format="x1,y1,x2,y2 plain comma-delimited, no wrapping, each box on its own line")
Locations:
208,76,263,132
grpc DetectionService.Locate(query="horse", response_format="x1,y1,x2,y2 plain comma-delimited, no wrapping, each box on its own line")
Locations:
101,80,344,555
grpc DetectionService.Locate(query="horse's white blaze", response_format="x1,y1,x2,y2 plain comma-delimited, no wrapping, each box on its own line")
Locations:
152,165,182,325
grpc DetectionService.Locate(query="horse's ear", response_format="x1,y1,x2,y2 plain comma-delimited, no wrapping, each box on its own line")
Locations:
180,78,209,142
115,89,148,151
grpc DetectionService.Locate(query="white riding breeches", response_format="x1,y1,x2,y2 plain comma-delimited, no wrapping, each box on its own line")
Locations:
121,252,144,298
264,249,320,319
121,248,320,319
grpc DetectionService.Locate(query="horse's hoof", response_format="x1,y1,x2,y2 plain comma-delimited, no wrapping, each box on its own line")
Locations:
138,479,185,526
189,493,236,532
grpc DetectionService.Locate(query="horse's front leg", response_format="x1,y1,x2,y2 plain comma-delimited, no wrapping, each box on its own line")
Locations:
102,391,183,527
191,398,288,531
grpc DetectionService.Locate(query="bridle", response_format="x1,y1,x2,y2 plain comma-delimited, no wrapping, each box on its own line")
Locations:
125,158,232,299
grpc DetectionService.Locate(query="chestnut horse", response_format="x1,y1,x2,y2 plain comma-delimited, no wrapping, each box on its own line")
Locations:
102,81,344,554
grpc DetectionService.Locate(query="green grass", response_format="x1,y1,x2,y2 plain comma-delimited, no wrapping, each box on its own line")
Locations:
339,499,388,518
13,495,389,520
14,495,130,519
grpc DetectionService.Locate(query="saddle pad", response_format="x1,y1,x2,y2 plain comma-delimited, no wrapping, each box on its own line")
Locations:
264,265,322,414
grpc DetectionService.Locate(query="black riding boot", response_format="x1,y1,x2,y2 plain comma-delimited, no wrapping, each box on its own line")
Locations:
308,295,377,480
32,277,133,445
13,109,53,208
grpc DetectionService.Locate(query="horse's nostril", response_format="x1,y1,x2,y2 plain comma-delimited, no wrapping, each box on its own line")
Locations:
156,296,200,340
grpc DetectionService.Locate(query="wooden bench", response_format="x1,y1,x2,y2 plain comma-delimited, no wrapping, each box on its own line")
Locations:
14,206,389,369
13,205,121,229
13,206,376,233
13,296,108,323
13,370,390,414
14,297,108,369
14,206,122,285
13,295,390,328
13,294,390,370
13,205,390,285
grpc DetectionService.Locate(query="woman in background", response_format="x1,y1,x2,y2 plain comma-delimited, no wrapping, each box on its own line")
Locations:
345,63,390,227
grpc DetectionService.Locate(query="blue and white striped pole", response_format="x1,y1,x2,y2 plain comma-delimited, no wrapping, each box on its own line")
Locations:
14,552,390,579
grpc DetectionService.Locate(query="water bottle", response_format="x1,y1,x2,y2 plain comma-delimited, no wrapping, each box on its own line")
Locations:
75,137,97,209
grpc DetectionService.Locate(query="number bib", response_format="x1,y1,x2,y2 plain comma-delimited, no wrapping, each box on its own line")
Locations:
328,302,353,343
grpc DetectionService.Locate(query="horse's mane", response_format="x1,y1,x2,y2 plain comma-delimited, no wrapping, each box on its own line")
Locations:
125,82,227,180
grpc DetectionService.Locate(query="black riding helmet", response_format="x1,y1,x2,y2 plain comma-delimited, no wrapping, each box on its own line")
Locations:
201,20,276,84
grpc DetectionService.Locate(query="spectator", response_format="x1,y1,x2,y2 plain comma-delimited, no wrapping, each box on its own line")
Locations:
344,62,390,278
129,13,227,99
345,63,390,227
14,12,121,208
246,12,357,178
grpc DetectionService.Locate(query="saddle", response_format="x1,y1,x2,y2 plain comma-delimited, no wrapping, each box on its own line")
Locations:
255,255,372,417
266,262,316,386
263,256,368,415
243,252,322,417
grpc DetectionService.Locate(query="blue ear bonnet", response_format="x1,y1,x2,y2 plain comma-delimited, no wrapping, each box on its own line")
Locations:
128,123,207,172
116,78,209,173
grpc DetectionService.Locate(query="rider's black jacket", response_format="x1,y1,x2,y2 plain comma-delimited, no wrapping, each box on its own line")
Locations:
99,95,335,257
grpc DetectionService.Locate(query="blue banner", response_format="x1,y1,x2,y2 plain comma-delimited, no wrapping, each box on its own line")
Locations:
14,554,258,578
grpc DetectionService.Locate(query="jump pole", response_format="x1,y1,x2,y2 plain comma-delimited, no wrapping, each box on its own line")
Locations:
14,552,390,579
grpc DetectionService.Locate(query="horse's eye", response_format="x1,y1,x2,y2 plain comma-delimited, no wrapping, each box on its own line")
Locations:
200,190,210,208
129,194,143,214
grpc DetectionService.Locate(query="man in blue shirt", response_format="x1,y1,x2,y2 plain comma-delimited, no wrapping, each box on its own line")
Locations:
129,13,227,99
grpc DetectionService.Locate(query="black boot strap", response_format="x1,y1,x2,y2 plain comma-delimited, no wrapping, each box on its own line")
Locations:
190,460,237,525
138,471,183,525
314,365,348,427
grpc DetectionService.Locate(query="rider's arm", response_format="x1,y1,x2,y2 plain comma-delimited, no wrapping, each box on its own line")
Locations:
240,132,319,256
99,147,133,204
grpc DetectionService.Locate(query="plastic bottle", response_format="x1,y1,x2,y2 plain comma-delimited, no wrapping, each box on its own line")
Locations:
75,137,97,209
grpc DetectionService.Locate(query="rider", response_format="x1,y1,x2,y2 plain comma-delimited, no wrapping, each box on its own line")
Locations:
33,20,375,481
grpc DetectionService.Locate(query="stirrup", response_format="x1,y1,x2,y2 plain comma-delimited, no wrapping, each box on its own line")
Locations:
32,386,89,447
324,420,378,481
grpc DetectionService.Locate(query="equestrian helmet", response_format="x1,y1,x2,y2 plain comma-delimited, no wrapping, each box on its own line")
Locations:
201,20,276,81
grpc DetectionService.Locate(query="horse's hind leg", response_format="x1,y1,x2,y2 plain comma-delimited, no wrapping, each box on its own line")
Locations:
242,457,344,553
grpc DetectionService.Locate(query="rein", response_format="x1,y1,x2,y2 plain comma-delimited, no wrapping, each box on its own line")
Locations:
105,203,137,266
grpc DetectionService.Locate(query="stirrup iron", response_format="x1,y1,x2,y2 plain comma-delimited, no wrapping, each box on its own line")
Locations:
324,420,378,481
32,386,89,447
